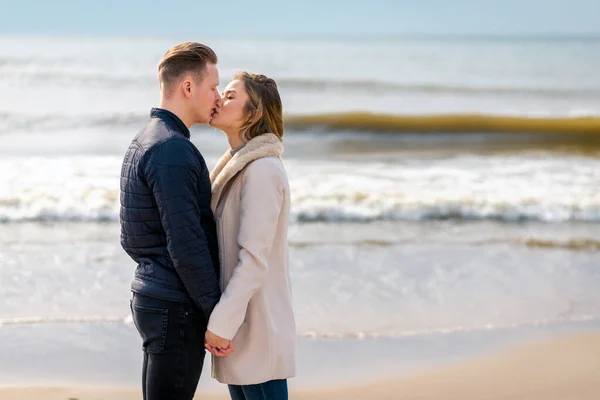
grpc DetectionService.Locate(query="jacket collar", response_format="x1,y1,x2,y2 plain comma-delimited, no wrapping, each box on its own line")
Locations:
150,108,190,139
210,133,283,212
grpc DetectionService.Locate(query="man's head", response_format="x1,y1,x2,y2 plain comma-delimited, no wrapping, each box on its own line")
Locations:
158,42,220,126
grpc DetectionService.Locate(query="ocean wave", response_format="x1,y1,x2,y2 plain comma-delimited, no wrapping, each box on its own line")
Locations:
277,78,600,98
2,154,599,224
2,65,599,99
291,207,600,223
290,238,600,251
0,69,156,88
291,237,600,249
2,204,600,224
285,112,600,134
2,110,600,135
0,111,148,133
522,238,600,251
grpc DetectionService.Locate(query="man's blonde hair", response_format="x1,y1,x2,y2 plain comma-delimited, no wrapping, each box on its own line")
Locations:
158,42,218,94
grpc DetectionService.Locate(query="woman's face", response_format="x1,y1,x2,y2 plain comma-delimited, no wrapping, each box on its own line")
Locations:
209,79,249,135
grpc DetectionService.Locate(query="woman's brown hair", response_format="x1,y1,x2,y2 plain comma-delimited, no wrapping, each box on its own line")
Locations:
235,71,284,142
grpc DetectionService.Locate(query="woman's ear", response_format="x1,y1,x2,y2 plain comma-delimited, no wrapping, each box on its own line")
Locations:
250,109,263,125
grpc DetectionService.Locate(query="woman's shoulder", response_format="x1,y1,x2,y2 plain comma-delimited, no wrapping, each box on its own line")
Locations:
245,156,285,175
243,157,287,187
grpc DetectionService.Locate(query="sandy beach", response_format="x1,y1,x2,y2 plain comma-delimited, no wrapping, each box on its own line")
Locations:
2,331,598,400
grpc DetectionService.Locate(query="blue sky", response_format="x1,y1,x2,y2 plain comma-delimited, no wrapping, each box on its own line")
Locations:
1,0,598,37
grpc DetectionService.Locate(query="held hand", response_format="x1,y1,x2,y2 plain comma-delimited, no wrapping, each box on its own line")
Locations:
205,330,234,357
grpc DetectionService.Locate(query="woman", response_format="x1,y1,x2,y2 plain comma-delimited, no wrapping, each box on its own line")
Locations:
205,71,296,400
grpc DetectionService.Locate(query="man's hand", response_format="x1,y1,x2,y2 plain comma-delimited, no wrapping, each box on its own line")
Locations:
205,330,234,357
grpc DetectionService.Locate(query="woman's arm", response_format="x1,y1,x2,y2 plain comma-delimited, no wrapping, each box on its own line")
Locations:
207,159,284,340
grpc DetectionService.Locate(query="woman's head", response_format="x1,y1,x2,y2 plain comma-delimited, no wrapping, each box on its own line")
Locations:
210,71,283,143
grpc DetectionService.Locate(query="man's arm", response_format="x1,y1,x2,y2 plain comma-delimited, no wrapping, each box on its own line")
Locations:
144,138,220,318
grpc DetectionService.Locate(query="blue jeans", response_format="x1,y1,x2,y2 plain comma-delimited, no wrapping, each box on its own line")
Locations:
228,379,288,400
130,293,207,400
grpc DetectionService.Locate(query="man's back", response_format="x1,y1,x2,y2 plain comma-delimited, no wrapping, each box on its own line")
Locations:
120,107,220,315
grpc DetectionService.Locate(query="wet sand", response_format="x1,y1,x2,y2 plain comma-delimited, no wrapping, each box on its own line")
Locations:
2,331,598,400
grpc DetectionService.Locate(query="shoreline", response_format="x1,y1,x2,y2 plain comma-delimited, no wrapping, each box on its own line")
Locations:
1,331,599,399
3,318,600,388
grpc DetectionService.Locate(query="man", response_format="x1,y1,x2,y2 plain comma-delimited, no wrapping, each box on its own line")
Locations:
120,42,228,400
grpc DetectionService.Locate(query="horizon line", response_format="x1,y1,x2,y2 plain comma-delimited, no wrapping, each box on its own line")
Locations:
1,32,599,41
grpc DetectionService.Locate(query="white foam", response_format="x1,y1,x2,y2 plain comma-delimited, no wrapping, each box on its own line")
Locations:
2,154,600,223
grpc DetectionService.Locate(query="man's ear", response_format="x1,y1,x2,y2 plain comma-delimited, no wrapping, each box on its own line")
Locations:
182,79,193,98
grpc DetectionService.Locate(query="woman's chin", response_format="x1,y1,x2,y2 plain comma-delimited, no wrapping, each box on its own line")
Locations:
209,118,221,129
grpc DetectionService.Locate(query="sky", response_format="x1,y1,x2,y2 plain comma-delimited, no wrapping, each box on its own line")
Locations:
0,0,598,37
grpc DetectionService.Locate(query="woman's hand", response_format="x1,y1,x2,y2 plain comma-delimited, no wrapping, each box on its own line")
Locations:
205,330,235,357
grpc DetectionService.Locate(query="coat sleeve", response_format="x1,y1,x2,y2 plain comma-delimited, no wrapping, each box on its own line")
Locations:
144,138,221,318
207,159,284,340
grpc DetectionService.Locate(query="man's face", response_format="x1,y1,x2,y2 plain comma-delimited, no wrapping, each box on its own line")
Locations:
190,63,220,124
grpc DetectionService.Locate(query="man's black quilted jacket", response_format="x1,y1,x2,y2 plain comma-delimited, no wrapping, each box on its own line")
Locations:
120,108,220,318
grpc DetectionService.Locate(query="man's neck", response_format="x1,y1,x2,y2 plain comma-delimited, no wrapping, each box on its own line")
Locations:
158,100,193,129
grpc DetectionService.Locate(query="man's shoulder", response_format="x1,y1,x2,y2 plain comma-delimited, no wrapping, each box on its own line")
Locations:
143,136,204,171
134,118,175,151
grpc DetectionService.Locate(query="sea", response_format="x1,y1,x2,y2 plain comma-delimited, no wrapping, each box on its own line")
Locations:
1,36,600,386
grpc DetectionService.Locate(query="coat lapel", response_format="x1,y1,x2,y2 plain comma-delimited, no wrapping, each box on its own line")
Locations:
210,133,283,212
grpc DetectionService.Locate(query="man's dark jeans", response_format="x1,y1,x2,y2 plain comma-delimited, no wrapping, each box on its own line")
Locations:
131,293,207,400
